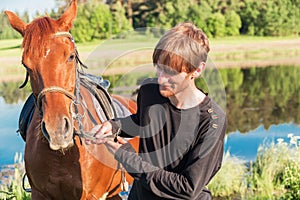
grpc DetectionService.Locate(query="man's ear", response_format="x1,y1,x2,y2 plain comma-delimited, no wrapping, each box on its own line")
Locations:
192,62,206,78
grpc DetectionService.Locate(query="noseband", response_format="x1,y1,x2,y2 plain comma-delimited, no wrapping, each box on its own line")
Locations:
37,86,76,113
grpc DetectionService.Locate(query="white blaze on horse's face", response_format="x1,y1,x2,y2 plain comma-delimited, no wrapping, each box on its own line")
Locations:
5,0,78,151
44,49,51,59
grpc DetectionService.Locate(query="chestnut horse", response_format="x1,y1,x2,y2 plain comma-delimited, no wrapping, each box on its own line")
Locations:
5,1,138,199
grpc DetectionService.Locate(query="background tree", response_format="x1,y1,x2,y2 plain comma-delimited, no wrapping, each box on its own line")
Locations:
207,12,226,37
1,0,300,40
108,0,133,35
187,1,212,37
72,1,113,42
238,0,260,35
224,10,241,36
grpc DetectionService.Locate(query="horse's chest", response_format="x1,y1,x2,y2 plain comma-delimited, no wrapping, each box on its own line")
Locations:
25,136,83,194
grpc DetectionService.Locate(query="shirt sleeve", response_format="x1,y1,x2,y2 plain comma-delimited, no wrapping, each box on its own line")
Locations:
109,83,143,138
114,115,227,199
110,114,140,138
111,79,166,138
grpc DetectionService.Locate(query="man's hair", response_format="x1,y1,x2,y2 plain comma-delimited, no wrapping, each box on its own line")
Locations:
153,22,210,73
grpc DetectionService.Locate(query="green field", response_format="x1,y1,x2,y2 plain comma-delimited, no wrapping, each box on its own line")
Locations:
1,36,300,82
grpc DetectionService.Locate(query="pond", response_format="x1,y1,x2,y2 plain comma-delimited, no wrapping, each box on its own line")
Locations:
0,65,300,166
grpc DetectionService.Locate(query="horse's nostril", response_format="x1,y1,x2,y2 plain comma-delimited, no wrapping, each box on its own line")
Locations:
41,121,50,141
63,117,71,137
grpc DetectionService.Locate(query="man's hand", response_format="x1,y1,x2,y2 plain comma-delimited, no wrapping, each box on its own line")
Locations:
106,136,128,154
85,121,113,145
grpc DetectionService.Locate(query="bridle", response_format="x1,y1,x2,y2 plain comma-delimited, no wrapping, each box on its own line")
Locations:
21,31,92,139
37,86,76,113
36,32,79,114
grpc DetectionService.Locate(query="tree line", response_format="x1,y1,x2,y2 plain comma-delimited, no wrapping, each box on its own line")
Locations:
1,0,300,42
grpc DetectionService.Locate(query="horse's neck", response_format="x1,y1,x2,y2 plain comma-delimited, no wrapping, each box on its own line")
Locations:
76,87,119,166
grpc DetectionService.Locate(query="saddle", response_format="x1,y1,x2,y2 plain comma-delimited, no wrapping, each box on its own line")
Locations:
18,73,131,142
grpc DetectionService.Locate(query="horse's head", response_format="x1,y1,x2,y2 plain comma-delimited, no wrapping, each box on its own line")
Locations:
5,0,78,150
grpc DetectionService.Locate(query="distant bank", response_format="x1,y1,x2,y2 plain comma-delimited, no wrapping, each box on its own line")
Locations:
0,36,300,82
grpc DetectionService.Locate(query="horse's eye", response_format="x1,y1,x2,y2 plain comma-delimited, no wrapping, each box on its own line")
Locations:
68,54,76,62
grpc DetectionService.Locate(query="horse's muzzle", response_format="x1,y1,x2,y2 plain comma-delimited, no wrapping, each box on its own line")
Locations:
41,117,74,151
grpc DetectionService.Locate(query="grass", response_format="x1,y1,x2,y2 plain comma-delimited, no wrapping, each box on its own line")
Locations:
208,151,248,198
208,134,300,199
0,39,22,57
0,153,30,200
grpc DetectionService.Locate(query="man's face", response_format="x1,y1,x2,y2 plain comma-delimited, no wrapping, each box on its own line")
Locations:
155,64,192,98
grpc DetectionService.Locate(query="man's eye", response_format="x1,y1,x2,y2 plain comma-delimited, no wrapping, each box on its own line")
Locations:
156,64,178,76
163,68,178,76
165,69,175,75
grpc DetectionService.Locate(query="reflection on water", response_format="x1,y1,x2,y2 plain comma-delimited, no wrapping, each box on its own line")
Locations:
0,65,300,165
220,66,300,134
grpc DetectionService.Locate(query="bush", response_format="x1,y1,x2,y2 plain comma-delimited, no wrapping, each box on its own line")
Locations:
282,143,300,199
210,133,300,199
282,161,300,199
247,134,300,199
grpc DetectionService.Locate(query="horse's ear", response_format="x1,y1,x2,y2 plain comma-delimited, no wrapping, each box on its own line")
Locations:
57,0,77,31
4,11,27,36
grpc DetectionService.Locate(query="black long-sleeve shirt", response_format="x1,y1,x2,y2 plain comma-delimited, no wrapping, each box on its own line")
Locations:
113,78,226,200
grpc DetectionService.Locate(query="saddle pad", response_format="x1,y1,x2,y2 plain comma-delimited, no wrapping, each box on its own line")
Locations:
90,93,132,123
18,93,35,141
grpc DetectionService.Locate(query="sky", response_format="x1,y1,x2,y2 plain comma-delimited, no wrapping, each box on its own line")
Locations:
1,0,56,18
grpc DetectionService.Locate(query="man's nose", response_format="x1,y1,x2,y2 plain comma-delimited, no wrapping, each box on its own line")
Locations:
157,73,169,84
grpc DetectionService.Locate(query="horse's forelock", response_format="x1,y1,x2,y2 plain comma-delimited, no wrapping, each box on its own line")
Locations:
22,17,56,57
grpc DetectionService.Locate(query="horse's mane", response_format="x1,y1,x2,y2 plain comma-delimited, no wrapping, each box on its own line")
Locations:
22,17,55,57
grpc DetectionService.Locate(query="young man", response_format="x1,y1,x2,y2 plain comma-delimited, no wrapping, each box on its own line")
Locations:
86,22,227,199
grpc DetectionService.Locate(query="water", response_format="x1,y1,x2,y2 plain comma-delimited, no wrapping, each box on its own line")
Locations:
0,98,25,166
0,65,300,166
224,123,300,161
0,102,298,165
